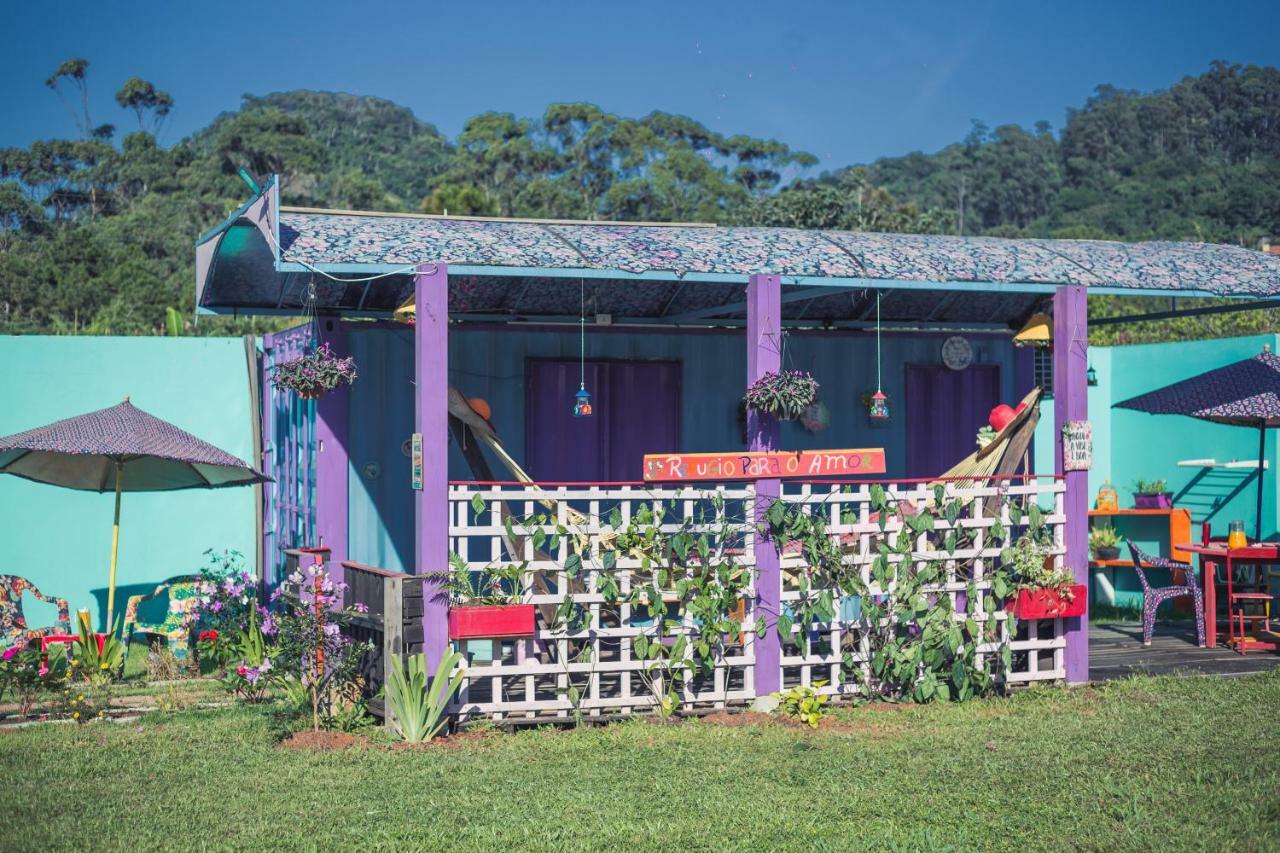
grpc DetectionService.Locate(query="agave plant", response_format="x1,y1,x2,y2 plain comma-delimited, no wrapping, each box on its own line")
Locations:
381,650,466,742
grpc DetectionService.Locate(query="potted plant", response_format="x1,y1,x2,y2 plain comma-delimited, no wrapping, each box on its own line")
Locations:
1004,536,1086,620
1089,525,1122,562
444,555,535,640
1133,479,1173,510
744,370,819,421
270,342,357,401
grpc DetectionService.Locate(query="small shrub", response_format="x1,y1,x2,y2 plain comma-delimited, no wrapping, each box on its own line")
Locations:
145,642,182,681
0,644,67,717
773,682,830,729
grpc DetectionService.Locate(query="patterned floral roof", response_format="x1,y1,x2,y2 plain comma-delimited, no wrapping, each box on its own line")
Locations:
277,211,1280,296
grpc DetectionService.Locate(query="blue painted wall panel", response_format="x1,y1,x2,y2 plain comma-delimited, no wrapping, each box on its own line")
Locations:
0,337,257,631
345,325,1024,571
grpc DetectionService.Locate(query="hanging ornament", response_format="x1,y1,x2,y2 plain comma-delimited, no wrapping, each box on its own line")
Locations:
574,385,593,417
800,400,831,433
868,390,890,421
573,278,593,417
868,291,891,421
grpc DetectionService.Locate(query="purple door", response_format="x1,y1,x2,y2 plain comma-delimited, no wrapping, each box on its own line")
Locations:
904,363,1001,478
526,360,681,482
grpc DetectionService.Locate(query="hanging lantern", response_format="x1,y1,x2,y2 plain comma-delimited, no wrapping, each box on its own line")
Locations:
573,384,593,417
868,390,890,421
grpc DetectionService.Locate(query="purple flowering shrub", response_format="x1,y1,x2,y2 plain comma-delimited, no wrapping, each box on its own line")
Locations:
270,562,373,731
270,342,357,399
190,549,259,673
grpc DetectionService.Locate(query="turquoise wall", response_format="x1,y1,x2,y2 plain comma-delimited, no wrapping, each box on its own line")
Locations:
0,337,257,631
346,325,1028,573
1033,333,1279,607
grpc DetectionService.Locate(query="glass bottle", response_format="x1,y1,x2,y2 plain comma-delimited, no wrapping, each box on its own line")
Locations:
1228,520,1248,550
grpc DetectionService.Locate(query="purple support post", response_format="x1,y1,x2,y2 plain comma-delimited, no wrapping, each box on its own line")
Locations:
415,263,450,670
314,318,350,590
1053,284,1089,683
748,274,782,696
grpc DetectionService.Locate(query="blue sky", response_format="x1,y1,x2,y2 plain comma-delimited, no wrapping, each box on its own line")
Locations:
2,0,1278,170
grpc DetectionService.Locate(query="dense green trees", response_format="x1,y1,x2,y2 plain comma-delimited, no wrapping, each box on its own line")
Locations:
1,59,1279,341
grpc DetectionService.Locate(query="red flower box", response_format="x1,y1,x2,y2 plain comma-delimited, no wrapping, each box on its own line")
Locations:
448,604,536,640
1010,585,1087,620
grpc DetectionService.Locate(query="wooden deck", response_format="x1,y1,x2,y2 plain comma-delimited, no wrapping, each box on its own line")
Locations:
1090,622,1280,681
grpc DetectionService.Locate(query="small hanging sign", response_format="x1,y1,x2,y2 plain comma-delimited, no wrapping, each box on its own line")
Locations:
644,448,886,482
410,432,424,490
1062,420,1092,472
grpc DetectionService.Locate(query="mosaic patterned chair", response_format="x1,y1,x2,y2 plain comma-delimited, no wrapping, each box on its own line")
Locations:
122,576,200,658
1127,543,1206,647
0,575,71,647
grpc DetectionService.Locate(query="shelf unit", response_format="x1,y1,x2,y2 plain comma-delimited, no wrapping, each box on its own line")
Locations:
1088,507,1193,609
1089,507,1192,563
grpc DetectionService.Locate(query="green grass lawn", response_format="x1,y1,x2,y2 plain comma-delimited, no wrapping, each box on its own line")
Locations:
2,672,1279,851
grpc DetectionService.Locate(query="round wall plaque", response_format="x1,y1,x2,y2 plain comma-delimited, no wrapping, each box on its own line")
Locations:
941,335,973,371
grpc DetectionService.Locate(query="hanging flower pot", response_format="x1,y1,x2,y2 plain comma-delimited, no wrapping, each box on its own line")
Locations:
270,342,358,401
448,604,536,640
1009,585,1087,620
744,370,819,421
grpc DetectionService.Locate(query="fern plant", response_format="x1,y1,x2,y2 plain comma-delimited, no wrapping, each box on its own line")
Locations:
381,650,466,742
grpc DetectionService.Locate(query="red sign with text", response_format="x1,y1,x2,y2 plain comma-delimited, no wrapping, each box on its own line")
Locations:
643,448,887,482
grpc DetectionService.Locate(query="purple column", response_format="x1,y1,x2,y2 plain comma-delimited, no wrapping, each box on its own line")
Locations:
748,274,782,695
1053,284,1089,683
314,318,349,590
416,263,450,670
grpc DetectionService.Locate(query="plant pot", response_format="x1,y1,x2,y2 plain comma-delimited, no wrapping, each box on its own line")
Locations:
1010,585,1087,620
1133,492,1173,510
1092,546,1120,562
447,604,536,640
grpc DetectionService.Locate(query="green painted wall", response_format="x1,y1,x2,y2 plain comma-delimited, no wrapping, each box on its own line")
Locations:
0,337,257,631
1034,333,1279,608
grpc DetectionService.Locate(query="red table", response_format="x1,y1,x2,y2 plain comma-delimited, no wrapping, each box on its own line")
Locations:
1182,543,1279,648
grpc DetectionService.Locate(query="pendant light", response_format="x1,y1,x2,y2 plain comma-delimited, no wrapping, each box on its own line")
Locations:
573,278,592,417
868,291,890,420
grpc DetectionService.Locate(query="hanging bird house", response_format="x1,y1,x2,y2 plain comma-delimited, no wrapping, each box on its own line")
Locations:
573,384,593,417
868,390,890,421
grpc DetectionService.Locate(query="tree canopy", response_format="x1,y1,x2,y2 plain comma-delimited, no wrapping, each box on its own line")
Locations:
1,59,1279,342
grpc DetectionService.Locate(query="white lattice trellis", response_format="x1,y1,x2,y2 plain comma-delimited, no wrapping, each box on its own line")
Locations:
448,483,758,721
446,476,1069,721
775,479,1068,695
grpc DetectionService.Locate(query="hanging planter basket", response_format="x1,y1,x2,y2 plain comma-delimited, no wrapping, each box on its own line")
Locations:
271,342,358,401
744,370,819,421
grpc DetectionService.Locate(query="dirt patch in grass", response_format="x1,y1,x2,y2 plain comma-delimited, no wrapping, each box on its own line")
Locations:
700,710,774,727
279,730,369,751
390,729,494,751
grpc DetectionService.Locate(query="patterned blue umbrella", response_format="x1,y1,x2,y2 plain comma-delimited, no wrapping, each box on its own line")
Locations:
0,398,268,626
1115,347,1280,536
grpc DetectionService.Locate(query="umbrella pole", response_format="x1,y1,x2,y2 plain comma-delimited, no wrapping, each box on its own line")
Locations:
1257,426,1267,541
105,461,123,629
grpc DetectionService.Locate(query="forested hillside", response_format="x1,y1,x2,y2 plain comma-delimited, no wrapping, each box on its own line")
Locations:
1,59,1278,342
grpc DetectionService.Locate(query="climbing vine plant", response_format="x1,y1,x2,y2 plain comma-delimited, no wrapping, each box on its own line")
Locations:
764,483,1049,703
457,490,753,716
